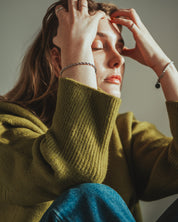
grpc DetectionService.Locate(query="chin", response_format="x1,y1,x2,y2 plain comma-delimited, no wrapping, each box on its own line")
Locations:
105,88,121,98
98,83,121,98
111,91,121,98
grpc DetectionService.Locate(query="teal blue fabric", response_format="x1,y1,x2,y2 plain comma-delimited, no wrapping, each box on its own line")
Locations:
40,183,136,222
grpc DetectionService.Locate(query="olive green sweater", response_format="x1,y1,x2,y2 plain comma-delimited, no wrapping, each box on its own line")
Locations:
0,77,178,222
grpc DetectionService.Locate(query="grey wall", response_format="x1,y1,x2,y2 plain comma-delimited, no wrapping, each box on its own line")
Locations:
0,0,178,221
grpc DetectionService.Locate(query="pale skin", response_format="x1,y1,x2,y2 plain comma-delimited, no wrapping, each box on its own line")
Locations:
51,0,178,101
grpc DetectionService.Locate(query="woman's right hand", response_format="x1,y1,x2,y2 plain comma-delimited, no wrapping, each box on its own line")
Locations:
53,0,105,58
52,0,106,88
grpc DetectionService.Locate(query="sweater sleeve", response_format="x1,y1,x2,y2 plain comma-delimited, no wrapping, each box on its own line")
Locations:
0,77,120,206
117,102,178,201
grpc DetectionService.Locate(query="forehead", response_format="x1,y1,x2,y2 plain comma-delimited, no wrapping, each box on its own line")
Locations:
97,16,121,39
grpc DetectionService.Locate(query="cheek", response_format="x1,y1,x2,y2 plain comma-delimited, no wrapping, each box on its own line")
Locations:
93,54,106,83
95,65,105,87
93,53,103,66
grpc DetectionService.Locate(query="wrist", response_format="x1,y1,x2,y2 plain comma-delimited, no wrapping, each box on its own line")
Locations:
60,62,97,76
155,61,174,88
61,43,94,67
60,43,97,89
151,56,171,77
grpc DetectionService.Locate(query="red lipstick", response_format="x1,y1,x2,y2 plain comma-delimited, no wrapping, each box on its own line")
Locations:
104,75,121,85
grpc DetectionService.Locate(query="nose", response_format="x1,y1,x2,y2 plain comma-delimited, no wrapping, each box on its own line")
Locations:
108,49,125,69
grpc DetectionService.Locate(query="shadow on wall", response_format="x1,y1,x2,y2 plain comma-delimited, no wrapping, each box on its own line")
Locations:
140,195,178,222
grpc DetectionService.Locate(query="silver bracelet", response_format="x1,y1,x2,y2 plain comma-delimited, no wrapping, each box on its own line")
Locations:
60,62,97,76
155,61,174,88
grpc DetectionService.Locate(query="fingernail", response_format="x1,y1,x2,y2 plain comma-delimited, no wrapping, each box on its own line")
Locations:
55,5,63,14
110,19,115,23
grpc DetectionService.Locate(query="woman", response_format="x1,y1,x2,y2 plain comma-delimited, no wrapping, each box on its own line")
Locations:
0,0,178,221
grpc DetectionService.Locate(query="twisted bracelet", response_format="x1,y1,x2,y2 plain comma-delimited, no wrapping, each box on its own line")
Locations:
155,61,174,88
60,62,97,76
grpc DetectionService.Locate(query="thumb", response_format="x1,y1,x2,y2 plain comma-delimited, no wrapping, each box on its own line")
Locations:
121,46,135,58
93,10,106,21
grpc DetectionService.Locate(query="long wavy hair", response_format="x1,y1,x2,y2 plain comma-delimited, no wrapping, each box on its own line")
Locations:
0,0,120,127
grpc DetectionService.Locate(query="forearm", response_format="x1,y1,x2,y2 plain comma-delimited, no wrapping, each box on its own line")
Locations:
0,79,121,205
130,107,178,199
152,58,178,101
110,9,178,102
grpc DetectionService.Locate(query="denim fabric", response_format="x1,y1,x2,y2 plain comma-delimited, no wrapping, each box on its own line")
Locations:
40,183,136,222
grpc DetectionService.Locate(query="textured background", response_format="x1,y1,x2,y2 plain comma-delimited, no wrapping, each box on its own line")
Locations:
0,0,178,221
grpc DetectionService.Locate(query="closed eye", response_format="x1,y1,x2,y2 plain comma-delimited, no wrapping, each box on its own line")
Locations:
91,40,104,51
92,47,103,51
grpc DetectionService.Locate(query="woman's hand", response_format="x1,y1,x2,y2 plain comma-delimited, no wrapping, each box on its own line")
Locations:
111,9,178,101
110,9,170,71
52,0,105,88
53,0,105,54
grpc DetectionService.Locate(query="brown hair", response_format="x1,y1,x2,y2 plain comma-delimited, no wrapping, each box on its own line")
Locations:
0,0,120,127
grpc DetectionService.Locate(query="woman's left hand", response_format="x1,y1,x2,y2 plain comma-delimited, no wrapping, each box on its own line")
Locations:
110,9,170,70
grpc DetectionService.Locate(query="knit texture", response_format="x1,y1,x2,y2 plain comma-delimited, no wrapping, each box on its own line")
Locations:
0,77,178,222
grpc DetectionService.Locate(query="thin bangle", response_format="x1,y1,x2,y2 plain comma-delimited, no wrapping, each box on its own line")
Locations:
60,62,97,76
155,61,174,89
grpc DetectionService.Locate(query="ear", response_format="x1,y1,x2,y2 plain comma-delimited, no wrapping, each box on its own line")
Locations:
50,47,61,78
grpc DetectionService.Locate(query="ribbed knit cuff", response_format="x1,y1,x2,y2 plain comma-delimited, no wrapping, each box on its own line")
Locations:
166,101,178,169
166,101,178,135
49,77,121,183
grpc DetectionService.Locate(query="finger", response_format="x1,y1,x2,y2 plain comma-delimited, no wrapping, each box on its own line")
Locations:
68,0,78,14
121,46,135,57
93,10,106,20
55,5,65,16
78,0,88,13
111,9,135,17
122,46,145,65
111,8,141,26
110,17,140,34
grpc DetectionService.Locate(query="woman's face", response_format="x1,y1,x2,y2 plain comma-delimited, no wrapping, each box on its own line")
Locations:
92,17,125,98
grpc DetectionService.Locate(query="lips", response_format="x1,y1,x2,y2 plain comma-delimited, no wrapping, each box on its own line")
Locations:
104,75,122,85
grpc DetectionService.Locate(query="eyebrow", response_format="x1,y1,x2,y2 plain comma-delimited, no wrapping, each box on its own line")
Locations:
96,32,124,45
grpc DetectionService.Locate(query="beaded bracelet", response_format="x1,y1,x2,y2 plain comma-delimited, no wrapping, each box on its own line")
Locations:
60,62,97,76
155,61,174,88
